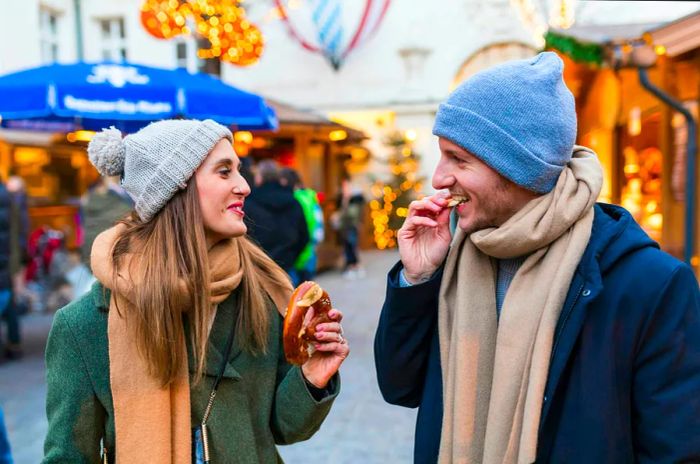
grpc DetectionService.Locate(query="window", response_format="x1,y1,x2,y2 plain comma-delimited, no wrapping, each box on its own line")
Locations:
99,18,127,62
175,38,199,72
39,7,60,63
175,37,220,76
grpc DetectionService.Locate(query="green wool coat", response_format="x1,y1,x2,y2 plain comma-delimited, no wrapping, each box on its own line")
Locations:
43,283,339,463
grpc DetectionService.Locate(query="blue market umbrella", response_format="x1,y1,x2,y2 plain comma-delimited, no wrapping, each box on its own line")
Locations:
0,62,277,132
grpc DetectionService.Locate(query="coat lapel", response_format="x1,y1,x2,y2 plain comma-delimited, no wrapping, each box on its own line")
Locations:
540,255,603,426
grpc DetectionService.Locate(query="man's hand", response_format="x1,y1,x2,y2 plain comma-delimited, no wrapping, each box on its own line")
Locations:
397,191,452,284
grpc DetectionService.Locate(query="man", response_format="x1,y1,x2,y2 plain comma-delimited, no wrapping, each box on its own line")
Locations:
244,160,309,282
374,52,700,463
0,179,17,363
279,167,325,282
1,175,27,360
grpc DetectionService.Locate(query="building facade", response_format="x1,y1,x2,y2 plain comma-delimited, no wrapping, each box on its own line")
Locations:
1,0,697,256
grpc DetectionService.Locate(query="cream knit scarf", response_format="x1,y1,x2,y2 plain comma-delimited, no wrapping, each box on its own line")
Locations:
91,225,291,464
438,147,603,464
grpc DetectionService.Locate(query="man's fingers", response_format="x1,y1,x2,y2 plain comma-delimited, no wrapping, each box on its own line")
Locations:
404,216,439,229
436,206,452,224
408,198,443,216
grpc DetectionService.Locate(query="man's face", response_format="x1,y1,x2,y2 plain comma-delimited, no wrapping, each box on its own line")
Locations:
432,138,539,235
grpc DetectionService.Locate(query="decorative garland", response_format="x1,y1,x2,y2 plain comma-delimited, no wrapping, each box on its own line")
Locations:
544,31,603,66
274,0,391,70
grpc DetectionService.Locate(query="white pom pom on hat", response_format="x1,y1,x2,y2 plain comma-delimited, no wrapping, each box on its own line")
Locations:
87,126,126,176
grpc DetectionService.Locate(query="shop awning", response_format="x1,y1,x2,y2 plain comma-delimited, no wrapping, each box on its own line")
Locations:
265,99,366,141
648,11,700,57
0,62,278,132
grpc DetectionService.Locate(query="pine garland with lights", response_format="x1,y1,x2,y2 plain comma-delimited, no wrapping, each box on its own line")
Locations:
369,132,425,249
544,31,603,66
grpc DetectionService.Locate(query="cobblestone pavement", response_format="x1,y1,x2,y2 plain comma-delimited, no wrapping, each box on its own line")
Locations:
0,249,417,463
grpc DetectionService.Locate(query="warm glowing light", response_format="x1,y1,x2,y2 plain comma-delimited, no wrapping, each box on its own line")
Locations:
329,130,348,142
250,137,267,149
549,0,576,30
404,129,417,142
628,107,642,136
624,164,640,175
14,147,50,165
234,131,253,144
654,45,666,56
66,130,96,143
140,0,264,66
646,213,663,230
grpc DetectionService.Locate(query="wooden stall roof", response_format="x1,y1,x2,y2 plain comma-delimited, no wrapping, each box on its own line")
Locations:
265,99,366,141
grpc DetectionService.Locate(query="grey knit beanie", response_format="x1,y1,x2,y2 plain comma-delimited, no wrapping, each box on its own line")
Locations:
87,119,232,222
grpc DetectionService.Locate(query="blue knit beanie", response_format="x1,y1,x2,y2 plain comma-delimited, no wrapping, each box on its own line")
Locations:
433,52,576,193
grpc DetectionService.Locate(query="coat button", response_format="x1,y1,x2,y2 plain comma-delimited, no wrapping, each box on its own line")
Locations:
582,289,591,297
543,395,548,403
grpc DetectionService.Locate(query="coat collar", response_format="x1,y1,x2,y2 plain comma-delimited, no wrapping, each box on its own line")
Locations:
90,281,245,380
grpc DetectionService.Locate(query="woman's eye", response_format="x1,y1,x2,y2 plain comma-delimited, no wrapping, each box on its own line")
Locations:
219,169,232,176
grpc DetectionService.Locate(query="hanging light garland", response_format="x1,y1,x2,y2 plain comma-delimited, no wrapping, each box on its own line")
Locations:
140,0,264,66
549,0,576,30
511,0,547,48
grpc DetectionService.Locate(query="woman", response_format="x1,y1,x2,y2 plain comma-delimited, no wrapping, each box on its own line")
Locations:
43,120,349,463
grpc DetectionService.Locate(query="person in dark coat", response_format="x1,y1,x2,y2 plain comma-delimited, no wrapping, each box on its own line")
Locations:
0,178,21,362
374,52,700,463
244,160,309,282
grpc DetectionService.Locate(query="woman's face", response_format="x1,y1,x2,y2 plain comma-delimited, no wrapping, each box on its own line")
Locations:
194,139,251,246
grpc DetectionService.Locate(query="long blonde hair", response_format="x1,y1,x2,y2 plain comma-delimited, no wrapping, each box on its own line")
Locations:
111,177,291,386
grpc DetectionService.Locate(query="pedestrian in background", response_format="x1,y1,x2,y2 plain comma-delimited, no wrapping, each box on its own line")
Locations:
244,160,309,285
6,174,29,314
335,176,365,279
375,52,700,463
44,120,348,463
80,174,133,271
0,178,21,362
280,168,324,283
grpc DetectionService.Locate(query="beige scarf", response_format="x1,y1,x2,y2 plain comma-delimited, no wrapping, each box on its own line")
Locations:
437,147,603,464
91,225,291,464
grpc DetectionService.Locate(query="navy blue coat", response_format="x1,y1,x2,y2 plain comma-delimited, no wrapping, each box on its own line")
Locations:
374,204,700,463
